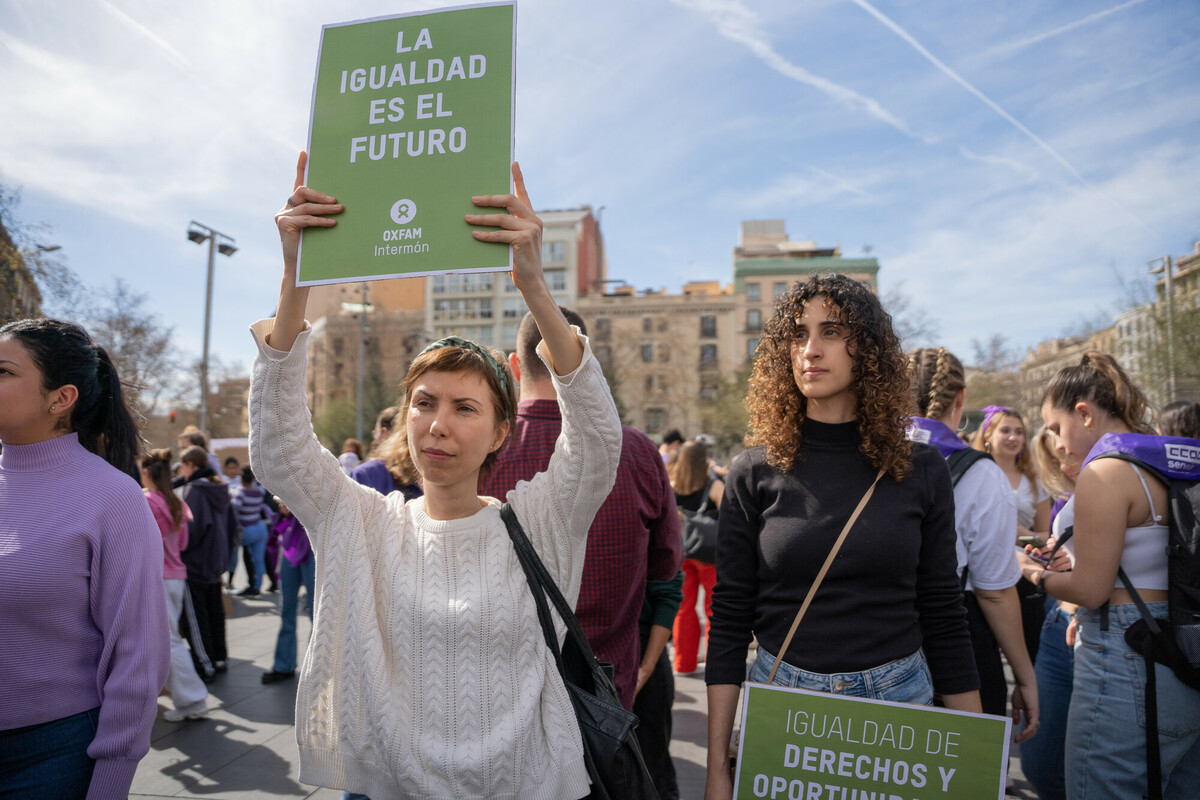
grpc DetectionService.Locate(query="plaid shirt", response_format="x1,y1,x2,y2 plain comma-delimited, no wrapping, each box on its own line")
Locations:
483,399,682,709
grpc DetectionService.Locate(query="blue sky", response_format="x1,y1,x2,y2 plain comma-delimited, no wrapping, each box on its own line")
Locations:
2,0,1198,373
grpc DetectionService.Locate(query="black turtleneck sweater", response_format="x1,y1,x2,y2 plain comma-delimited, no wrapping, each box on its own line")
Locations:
706,419,979,695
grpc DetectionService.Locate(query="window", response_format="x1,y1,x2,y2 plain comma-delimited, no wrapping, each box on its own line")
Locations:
747,337,760,358
657,318,669,333
699,374,719,401
333,337,345,357
503,297,528,319
501,322,520,344
432,275,446,294
641,344,654,363
642,317,653,333
774,282,787,298
657,344,670,363
546,270,567,292
747,309,762,331
645,408,667,434
645,375,654,392
700,344,717,368
542,241,566,264
746,282,760,302
596,318,611,339
595,346,612,370
700,315,717,338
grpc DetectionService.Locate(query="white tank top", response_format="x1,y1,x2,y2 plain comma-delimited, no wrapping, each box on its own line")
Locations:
1063,463,1168,591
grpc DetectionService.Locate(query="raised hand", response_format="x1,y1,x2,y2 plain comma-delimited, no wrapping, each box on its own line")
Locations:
275,151,343,271
464,161,544,295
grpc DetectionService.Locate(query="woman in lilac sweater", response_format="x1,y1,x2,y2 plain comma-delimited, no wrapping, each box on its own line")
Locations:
0,319,170,800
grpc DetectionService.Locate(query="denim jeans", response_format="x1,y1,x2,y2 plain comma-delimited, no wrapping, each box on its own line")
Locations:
1019,600,1073,800
241,521,269,591
272,557,316,673
0,707,99,799
1066,601,1200,800
748,647,934,706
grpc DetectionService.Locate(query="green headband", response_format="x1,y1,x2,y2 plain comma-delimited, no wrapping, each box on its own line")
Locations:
417,336,509,396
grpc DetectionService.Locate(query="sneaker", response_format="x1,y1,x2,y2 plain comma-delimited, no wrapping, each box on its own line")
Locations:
262,669,296,685
213,660,228,673
163,700,208,722
235,587,261,597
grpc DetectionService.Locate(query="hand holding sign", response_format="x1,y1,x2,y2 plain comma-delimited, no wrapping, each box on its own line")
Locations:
465,162,544,296
276,151,343,272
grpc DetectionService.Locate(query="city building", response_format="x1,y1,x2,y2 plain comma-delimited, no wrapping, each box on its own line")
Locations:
577,281,738,436
424,206,605,350
1018,327,1116,422
734,220,878,365
305,306,427,421
578,221,879,439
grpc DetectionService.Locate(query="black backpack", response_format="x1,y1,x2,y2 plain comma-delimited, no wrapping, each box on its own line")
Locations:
946,448,993,488
1052,450,1200,800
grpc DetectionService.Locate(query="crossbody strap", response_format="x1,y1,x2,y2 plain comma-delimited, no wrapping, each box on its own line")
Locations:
766,469,886,685
499,503,605,667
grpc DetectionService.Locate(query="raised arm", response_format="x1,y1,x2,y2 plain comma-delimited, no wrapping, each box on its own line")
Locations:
466,162,583,375
268,151,343,353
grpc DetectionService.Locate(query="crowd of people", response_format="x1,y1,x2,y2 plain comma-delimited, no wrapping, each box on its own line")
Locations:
1,155,1198,800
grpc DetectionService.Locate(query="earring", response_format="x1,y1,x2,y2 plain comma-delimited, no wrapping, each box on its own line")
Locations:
984,441,991,452
1085,420,1093,431
50,405,56,412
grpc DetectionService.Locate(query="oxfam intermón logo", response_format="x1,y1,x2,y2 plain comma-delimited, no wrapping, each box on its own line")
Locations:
390,199,417,225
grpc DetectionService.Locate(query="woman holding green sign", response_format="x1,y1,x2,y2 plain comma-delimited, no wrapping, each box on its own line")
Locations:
703,274,980,799
249,154,621,800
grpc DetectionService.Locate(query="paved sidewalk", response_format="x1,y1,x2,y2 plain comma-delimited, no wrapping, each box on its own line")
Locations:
131,584,710,799
132,587,1033,798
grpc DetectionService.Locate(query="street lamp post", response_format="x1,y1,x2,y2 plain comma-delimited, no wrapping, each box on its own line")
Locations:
187,221,237,436
1149,255,1176,401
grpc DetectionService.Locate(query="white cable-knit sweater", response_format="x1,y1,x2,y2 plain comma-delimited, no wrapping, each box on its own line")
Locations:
247,320,621,800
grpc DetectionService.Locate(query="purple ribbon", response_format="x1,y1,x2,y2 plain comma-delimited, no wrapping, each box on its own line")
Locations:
980,404,1009,435
1082,432,1200,481
907,416,969,458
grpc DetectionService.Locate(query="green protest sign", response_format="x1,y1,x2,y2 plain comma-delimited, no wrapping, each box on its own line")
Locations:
735,685,1011,800
298,2,515,286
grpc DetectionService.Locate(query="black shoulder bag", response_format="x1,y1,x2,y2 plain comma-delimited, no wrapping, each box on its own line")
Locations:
499,504,659,800
681,480,719,564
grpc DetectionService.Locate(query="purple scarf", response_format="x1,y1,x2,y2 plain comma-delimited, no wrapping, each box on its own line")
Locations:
272,513,312,566
907,416,969,458
1082,432,1200,481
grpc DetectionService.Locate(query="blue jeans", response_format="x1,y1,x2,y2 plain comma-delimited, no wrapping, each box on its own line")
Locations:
272,557,316,673
0,707,99,799
748,647,934,706
1019,600,1074,800
241,521,269,591
1066,602,1200,800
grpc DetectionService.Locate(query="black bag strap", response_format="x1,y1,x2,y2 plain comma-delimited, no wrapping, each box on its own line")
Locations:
696,478,713,516
946,448,992,488
499,503,610,686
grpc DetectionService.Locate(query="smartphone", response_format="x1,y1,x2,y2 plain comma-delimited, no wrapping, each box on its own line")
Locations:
1017,534,1045,548
1027,553,1051,565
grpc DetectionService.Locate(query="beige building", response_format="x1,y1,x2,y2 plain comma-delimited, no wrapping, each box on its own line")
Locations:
578,221,880,439
424,206,605,350
306,307,427,420
577,282,738,436
1018,327,1116,422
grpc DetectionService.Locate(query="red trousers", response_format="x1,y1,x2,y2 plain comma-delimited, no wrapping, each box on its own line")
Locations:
672,558,717,673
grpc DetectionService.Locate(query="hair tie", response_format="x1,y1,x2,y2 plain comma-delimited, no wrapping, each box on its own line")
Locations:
418,336,509,395
980,404,1009,433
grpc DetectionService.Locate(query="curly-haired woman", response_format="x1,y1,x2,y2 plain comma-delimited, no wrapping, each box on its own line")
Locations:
704,274,979,799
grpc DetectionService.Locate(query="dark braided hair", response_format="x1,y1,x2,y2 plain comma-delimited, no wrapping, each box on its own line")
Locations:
0,318,141,474
908,347,965,421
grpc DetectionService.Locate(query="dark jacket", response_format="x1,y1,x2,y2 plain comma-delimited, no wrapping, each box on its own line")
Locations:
181,470,241,584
